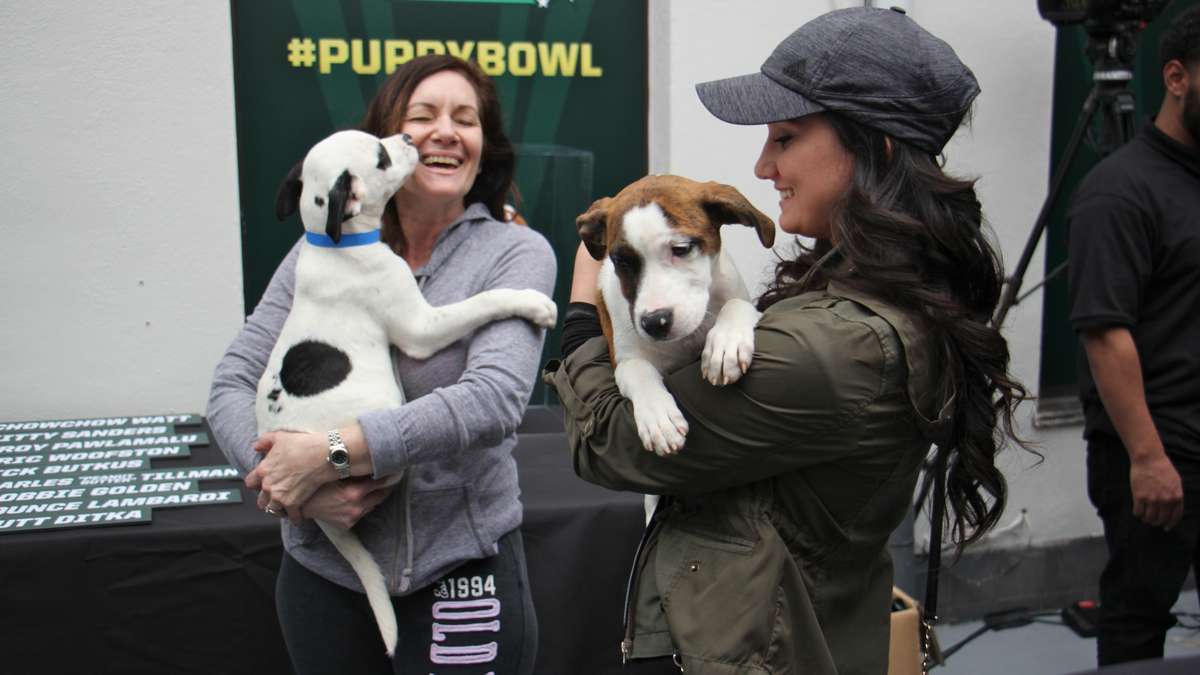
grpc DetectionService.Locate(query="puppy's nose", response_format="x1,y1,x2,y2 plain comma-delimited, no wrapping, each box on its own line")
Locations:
401,133,413,145
640,309,673,340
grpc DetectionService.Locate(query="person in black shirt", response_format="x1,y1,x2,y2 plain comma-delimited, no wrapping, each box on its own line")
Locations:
1067,5,1200,666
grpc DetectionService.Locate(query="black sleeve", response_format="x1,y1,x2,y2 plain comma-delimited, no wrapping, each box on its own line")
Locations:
561,302,602,358
1067,192,1153,333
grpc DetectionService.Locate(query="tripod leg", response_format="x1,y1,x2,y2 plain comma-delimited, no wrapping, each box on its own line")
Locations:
992,85,1101,328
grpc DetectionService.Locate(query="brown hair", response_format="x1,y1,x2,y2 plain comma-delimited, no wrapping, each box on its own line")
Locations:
360,55,516,250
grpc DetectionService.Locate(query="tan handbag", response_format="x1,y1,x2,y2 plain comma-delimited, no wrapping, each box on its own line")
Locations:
888,586,923,675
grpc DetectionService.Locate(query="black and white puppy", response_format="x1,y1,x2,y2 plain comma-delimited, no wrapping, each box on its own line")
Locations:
260,129,556,656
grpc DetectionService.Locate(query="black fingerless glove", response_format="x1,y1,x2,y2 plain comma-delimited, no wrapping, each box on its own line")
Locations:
561,302,602,358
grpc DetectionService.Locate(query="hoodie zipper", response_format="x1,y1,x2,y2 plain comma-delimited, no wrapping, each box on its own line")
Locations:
621,497,671,663
390,474,404,592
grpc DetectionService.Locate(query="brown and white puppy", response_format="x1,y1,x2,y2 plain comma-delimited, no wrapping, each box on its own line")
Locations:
576,175,775,459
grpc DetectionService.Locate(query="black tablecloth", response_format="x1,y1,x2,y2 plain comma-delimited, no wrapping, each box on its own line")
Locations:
0,409,676,675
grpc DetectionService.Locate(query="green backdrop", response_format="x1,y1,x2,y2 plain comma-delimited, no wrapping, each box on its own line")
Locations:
1038,0,1196,401
230,0,648,403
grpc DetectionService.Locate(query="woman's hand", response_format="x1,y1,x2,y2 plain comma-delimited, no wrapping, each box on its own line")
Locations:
300,477,396,529
245,430,335,524
570,241,604,303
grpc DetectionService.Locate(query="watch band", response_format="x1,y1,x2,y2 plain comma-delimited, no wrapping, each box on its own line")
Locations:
326,429,351,480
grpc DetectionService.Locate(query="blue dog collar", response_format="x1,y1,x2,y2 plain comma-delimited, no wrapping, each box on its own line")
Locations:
305,229,382,248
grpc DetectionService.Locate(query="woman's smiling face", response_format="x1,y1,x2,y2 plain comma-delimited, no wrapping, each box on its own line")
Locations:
397,69,484,209
753,114,854,240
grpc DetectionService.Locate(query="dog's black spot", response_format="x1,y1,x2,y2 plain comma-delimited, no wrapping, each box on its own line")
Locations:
325,170,354,243
377,143,392,170
267,388,281,401
279,340,352,397
314,195,325,207
609,245,643,307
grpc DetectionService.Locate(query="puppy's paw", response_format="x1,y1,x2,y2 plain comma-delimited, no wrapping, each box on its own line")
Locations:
513,289,558,328
633,390,688,456
701,321,755,386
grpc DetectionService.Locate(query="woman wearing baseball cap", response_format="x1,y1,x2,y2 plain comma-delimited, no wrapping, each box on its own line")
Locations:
548,7,1027,674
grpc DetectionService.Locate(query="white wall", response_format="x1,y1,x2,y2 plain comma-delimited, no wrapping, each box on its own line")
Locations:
0,3,244,421
652,0,1098,549
0,1,1097,549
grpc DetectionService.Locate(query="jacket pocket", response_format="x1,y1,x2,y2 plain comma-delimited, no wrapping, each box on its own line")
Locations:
657,524,775,670
410,485,489,573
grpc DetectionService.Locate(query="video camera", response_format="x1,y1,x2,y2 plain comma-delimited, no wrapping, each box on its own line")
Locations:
1038,0,1172,26
1037,1,1173,72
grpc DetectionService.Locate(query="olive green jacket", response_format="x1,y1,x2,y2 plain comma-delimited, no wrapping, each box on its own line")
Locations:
543,283,948,675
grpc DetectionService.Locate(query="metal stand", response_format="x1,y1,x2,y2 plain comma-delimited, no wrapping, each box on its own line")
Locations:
992,38,1139,328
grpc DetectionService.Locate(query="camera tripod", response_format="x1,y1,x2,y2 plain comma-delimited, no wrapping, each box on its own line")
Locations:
991,37,1140,328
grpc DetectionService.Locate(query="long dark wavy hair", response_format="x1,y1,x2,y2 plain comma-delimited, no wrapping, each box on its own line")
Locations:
757,113,1029,551
359,55,516,254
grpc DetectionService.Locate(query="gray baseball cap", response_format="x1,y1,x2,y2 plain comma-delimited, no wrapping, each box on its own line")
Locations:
696,6,980,155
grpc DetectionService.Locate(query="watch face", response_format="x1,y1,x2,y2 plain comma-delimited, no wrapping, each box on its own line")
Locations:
330,448,349,465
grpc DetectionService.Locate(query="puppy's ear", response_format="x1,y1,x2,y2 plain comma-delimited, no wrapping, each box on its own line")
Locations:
576,197,612,260
275,161,304,221
701,182,776,249
325,170,353,244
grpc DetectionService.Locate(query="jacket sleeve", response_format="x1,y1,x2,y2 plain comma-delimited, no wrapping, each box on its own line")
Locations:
545,301,890,495
360,232,557,478
205,241,300,476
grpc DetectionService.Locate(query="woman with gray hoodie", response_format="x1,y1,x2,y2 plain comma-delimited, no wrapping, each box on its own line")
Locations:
207,55,553,675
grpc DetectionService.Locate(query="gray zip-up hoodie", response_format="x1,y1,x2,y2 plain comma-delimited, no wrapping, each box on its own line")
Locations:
206,203,556,594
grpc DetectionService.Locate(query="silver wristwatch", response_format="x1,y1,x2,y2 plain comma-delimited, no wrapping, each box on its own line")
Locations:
326,429,351,480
